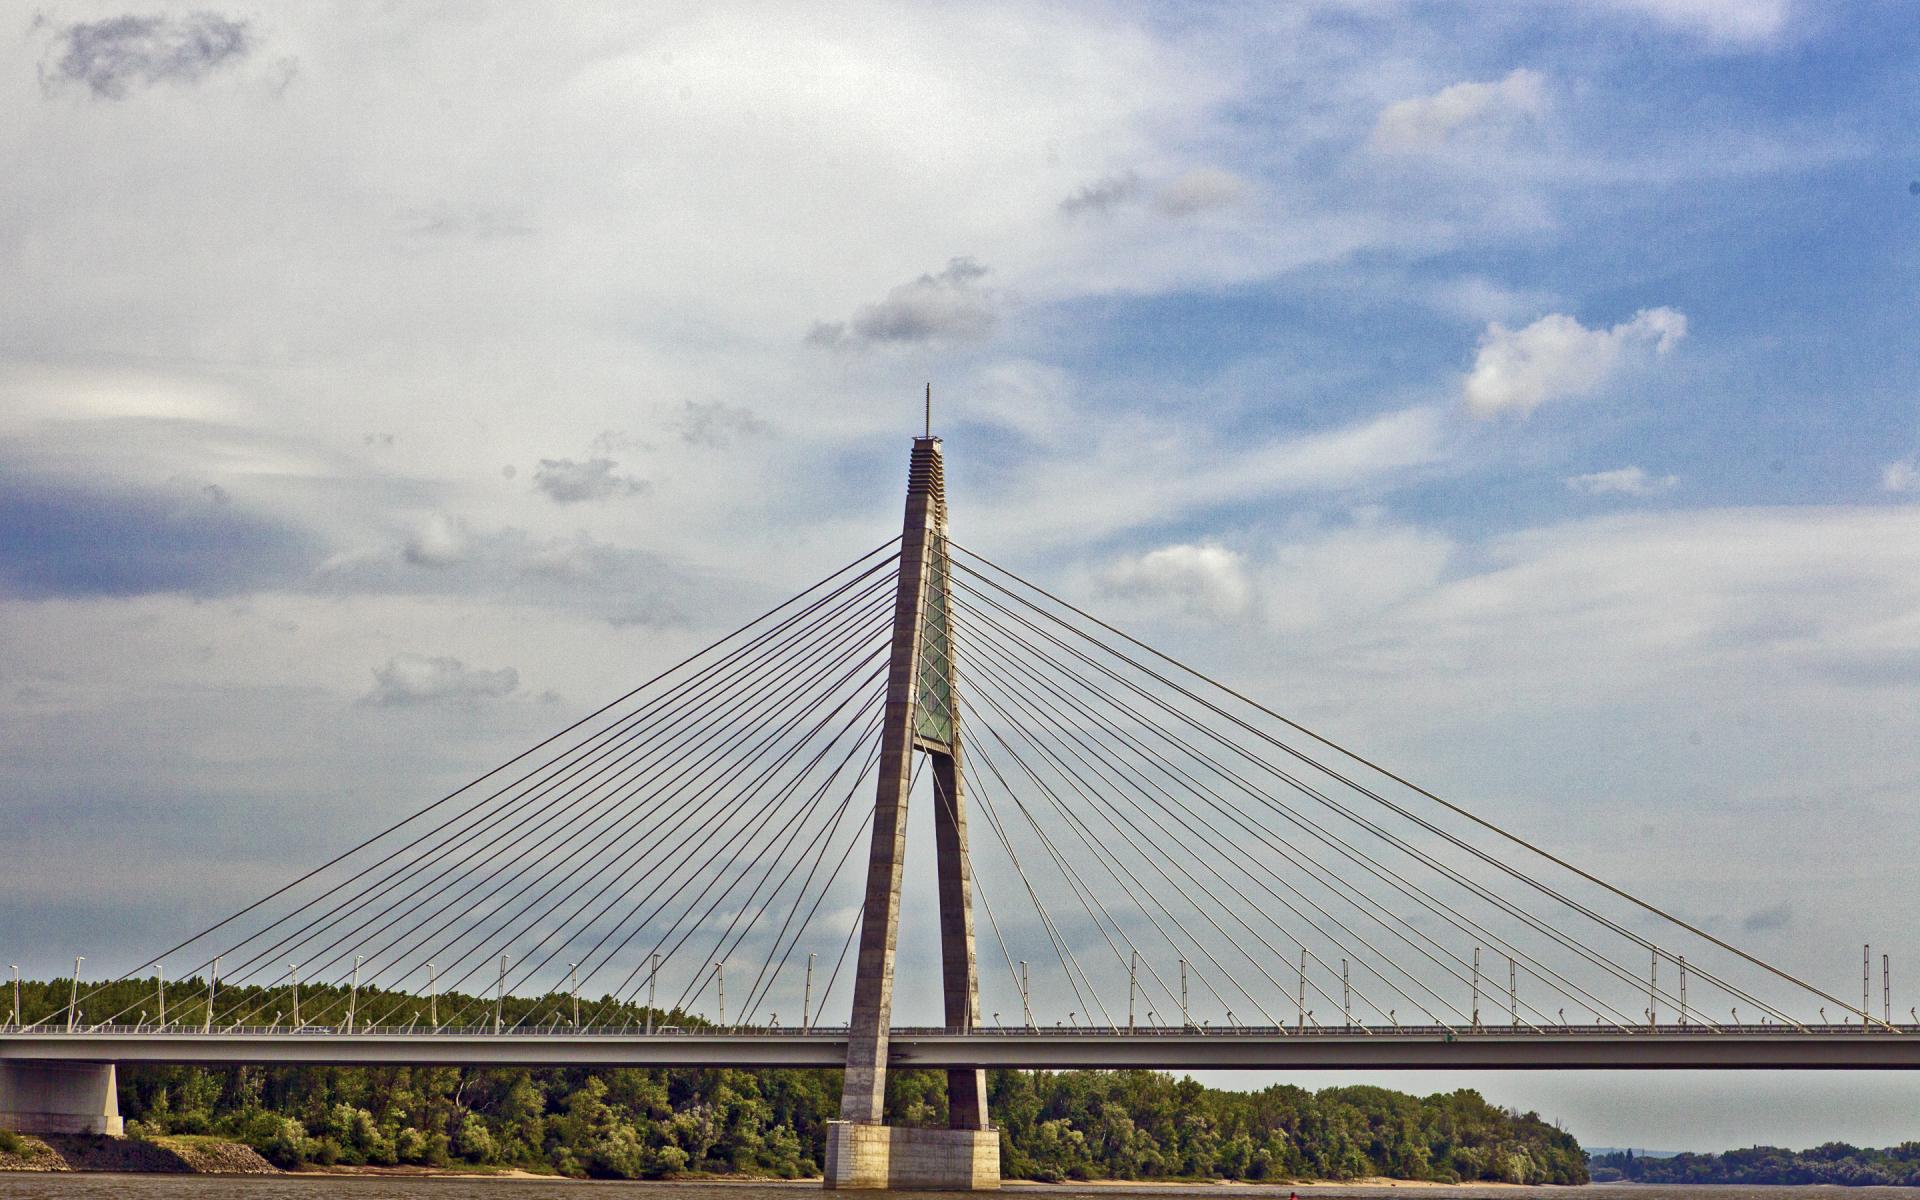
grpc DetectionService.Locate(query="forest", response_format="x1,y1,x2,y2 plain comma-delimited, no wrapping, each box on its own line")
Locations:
1592,1144,1920,1187
8,975,1587,1182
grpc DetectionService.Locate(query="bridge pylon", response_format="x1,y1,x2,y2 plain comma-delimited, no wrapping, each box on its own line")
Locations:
824,434,999,1190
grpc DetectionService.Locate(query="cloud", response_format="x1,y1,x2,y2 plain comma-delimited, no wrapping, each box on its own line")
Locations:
0,477,318,598
1257,520,1456,636
1060,172,1143,217
39,12,253,100
971,405,1449,551
1151,168,1252,217
1741,902,1794,934
1102,543,1253,619
363,654,519,707
1058,168,1249,220
402,513,469,567
965,360,1076,444
397,203,535,240
1883,460,1916,494
806,258,996,349
1566,466,1680,497
316,521,704,627
676,400,770,448
1464,307,1687,417
1369,68,1548,154
1603,0,1792,45
532,457,648,504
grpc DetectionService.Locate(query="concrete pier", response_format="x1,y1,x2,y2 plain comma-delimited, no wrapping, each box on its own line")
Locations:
825,1121,1000,1190
0,1061,125,1136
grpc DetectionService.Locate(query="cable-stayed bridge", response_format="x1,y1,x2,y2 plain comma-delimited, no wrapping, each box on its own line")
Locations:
1,432,1910,1187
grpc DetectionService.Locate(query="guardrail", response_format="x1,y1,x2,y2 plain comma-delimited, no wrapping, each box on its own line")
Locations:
3,1022,1911,1037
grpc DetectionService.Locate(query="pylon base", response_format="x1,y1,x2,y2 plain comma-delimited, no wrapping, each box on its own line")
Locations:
823,1121,999,1190
0,1062,125,1136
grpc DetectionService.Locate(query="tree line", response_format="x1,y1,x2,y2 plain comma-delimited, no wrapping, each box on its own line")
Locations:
8,974,1585,1182
1593,1144,1920,1187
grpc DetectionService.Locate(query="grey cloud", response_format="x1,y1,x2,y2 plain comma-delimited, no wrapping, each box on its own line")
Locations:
590,430,649,455
1060,171,1142,217
676,400,770,448
807,258,995,349
398,204,535,240
0,477,319,598
1058,168,1249,220
1740,903,1793,934
1152,168,1251,217
533,457,648,504
40,13,253,100
363,654,519,707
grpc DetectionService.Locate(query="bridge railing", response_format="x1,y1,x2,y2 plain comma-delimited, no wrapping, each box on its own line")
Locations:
4,1021,1910,1037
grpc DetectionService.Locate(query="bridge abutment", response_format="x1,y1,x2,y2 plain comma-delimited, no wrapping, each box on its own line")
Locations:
0,1061,125,1136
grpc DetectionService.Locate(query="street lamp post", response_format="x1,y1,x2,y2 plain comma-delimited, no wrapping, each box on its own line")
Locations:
67,956,84,1032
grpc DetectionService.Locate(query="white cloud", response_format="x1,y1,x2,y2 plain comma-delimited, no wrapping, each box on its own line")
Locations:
317,521,705,626
1566,466,1680,497
1883,459,1917,494
964,360,1077,444
402,513,469,568
969,405,1449,551
1255,520,1456,636
1103,543,1253,619
1369,69,1547,154
1464,307,1687,417
1602,0,1793,45
362,653,519,707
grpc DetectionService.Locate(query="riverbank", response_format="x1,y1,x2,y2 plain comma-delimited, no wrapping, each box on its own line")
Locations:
0,1133,275,1174
0,1140,1548,1188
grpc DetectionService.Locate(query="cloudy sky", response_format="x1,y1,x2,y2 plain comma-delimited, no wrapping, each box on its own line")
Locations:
5,0,1920,1149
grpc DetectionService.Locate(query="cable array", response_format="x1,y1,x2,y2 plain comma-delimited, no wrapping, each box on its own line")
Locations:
943,541,1880,1033
47,527,1869,1039
52,541,900,1033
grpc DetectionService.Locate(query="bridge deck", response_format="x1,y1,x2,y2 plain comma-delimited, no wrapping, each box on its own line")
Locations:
4,1026,1916,1069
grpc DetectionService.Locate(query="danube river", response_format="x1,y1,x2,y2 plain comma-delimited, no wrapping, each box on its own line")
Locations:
7,1183,1920,1200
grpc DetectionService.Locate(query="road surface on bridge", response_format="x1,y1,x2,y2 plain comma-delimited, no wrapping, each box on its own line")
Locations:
4,1026,1916,1069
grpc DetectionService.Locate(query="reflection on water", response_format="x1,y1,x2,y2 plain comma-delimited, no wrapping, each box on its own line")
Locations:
8,1181,1920,1200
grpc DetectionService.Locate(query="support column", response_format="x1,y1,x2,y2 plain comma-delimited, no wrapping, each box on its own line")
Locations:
827,434,999,1190
0,1062,124,1136
933,730,988,1129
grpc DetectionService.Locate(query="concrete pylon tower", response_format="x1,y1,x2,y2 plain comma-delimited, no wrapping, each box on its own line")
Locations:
823,434,999,1190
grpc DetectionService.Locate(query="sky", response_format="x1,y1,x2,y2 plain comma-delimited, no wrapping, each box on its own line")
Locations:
4,0,1920,1152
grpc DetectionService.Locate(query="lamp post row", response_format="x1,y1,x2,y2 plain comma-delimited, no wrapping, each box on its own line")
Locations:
6,946,1906,1033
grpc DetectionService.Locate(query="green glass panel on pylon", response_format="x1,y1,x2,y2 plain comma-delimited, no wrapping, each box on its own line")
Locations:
914,536,955,746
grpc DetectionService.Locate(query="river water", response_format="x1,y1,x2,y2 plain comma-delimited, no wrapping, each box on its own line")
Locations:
5,1182,1920,1200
